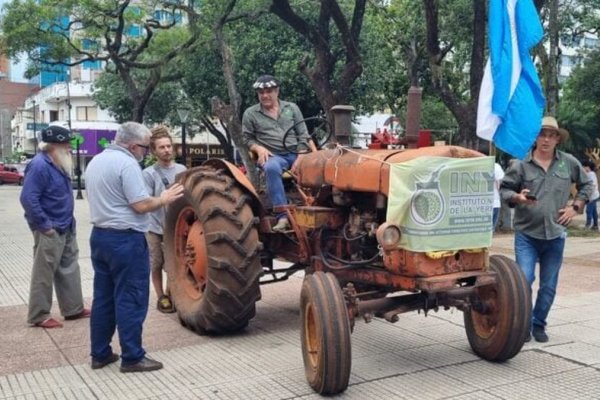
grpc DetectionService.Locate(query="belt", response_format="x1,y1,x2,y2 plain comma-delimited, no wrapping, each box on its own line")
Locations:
94,226,142,234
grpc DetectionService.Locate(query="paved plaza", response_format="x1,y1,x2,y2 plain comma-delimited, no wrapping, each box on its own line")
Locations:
1,184,600,399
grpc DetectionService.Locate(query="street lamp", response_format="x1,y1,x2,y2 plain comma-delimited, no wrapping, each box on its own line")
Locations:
32,100,37,154
177,107,190,167
66,77,83,200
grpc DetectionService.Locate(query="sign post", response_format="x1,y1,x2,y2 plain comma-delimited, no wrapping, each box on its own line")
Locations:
70,132,84,199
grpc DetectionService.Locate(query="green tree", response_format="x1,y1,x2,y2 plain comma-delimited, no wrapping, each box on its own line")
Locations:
0,0,201,122
269,0,367,119
558,49,600,156
422,0,486,147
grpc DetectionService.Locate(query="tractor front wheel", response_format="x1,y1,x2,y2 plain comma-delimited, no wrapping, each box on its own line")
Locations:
464,254,531,361
163,166,262,334
300,271,352,395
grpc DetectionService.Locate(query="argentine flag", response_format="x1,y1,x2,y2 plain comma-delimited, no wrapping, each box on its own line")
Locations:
476,0,545,159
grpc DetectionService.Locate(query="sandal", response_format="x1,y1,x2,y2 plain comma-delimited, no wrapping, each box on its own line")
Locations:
157,295,175,313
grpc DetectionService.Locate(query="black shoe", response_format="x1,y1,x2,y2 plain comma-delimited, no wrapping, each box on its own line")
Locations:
532,326,549,343
120,356,163,373
91,353,119,370
524,331,531,342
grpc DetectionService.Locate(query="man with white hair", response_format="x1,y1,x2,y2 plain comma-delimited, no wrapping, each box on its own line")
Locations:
85,122,183,373
20,125,90,329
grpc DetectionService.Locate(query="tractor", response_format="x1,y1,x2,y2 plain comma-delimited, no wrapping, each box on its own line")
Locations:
163,106,531,395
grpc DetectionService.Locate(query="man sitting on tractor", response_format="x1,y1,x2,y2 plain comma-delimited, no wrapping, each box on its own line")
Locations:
242,74,316,232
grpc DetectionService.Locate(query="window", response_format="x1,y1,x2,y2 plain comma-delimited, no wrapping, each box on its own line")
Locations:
584,37,598,49
76,106,97,121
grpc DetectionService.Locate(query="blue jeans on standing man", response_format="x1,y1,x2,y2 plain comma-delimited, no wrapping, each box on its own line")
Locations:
90,227,150,366
585,199,598,228
263,153,297,214
514,231,565,330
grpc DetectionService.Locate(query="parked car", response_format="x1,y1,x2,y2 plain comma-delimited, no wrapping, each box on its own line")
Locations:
0,163,25,185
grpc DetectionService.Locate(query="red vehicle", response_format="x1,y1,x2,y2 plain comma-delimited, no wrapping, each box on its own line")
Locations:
0,163,25,185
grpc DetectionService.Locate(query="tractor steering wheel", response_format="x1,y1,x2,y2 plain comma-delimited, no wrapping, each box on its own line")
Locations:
282,116,332,154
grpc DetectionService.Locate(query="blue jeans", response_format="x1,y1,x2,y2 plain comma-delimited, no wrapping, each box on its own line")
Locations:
263,153,297,214
90,227,150,365
514,231,565,330
492,207,500,229
585,199,598,227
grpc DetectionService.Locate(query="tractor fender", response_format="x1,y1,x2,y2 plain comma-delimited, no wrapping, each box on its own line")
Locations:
203,158,264,215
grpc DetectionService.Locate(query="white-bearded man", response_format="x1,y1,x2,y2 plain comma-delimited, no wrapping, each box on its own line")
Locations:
20,125,90,329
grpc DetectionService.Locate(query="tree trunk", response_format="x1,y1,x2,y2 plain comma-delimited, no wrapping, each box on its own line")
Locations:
215,0,259,186
545,0,559,115
270,0,366,131
422,0,486,147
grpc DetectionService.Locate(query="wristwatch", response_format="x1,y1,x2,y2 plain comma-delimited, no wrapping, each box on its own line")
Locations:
572,204,580,212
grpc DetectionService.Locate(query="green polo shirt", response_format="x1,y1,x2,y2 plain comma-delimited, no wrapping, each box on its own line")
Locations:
500,150,592,240
242,100,308,154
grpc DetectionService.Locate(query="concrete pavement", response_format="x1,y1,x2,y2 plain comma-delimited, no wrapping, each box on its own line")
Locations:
1,184,600,399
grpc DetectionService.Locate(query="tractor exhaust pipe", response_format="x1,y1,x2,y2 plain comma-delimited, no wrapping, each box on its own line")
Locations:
330,105,356,146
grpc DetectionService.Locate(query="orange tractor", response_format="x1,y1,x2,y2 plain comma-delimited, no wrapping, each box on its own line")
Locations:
163,107,531,395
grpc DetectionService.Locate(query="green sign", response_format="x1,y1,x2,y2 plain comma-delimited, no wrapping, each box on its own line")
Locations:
98,137,110,148
70,132,84,147
387,156,494,252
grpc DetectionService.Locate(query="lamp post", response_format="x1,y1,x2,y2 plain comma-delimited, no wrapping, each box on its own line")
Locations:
32,100,37,154
177,107,190,167
66,76,83,200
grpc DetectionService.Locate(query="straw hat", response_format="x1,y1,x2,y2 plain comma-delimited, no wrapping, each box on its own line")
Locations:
541,116,569,143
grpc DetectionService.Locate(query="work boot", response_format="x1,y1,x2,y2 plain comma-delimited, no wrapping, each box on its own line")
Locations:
272,217,290,232
532,325,549,343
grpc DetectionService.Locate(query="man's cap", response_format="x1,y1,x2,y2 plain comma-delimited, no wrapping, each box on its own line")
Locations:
41,125,72,143
252,75,280,90
541,116,569,143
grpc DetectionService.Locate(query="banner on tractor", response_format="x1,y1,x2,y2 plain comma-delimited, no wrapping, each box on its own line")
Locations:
387,156,495,252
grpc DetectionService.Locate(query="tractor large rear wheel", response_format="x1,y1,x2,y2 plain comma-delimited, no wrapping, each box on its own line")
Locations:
300,271,352,395
464,254,531,361
163,166,262,334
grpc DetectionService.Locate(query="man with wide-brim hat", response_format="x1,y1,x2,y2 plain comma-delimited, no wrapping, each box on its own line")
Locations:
500,115,592,343
541,116,569,144
19,124,91,329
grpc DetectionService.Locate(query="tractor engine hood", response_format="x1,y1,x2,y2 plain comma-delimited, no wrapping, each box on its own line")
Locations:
296,145,483,196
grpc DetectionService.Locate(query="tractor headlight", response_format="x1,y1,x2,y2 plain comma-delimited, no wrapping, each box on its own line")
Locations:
376,223,401,250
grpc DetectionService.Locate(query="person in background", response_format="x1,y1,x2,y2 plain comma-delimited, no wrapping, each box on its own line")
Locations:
19,125,90,329
85,122,184,373
142,126,186,313
582,159,599,230
479,145,504,230
500,116,592,343
492,162,505,229
242,74,316,232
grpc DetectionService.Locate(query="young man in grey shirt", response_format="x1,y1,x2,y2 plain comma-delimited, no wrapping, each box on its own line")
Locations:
142,126,186,313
